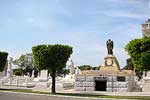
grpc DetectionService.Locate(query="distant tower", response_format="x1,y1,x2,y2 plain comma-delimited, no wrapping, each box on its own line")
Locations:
142,19,150,37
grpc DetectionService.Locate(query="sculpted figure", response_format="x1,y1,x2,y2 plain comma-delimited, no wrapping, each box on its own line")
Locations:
106,39,114,55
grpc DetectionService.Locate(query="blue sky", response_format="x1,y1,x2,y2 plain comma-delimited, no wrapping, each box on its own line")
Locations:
0,0,150,67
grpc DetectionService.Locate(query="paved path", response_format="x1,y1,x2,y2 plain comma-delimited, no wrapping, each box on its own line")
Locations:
0,92,131,100
1,85,150,97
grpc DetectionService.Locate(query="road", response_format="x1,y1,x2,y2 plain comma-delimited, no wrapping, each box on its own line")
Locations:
0,92,130,100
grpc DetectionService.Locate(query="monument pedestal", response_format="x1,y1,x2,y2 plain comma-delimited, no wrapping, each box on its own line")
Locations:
32,81,51,92
39,70,48,82
100,54,120,74
142,71,150,92
142,79,150,92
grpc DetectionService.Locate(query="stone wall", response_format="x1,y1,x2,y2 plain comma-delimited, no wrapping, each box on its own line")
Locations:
75,75,133,92
75,75,95,91
106,76,133,92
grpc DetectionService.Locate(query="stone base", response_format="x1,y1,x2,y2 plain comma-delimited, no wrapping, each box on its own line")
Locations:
75,75,133,92
100,54,120,72
142,77,150,92
32,82,50,92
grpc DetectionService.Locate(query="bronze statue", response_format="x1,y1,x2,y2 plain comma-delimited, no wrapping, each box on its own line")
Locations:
106,39,113,55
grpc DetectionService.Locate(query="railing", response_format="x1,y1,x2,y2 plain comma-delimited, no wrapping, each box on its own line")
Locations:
0,76,34,87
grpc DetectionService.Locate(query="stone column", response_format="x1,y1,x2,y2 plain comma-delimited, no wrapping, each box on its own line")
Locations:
6,57,13,78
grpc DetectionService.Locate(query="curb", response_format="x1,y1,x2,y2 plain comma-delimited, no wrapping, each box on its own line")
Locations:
0,90,133,100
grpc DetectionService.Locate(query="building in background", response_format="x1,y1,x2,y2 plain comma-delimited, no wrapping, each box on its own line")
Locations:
142,19,150,37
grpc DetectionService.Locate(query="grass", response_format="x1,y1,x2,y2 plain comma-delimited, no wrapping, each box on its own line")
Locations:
0,89,150,100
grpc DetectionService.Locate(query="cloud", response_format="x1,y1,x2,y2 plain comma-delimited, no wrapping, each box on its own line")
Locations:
103,11,147,19
0,0,148,68
85,0,149,19
110,0,148,5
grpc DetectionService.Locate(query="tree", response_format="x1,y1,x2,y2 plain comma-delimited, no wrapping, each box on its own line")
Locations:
123,58,142,79
14,68,23,76
123,58,134,70
125,37,150,72
0,51,8,72
13,53,35,76
78,65,92,71
57,68,69,77
92,66,101,70
13,54,25,66
32,44,73,93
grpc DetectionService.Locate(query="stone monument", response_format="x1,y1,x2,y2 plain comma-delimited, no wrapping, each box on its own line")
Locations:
75,67,81,75
39,70,48,82
75,39,134,92
100,39,120,73
142,71,150,92
67,58,75,75
32,70,49,91
31,70,35,78
6,57,13,78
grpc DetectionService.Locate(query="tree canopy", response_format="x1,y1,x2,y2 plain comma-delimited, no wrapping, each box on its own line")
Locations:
78,65,92,71
125,37,150,71
32,44,73,93
13,53,35,76
0,51,8,72
123,58,134,70
13,53,34,68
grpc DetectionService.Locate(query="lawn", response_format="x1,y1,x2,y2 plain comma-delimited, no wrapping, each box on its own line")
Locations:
0,89,150,100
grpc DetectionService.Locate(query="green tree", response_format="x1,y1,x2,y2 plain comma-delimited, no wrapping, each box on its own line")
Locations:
14,68,23,76
123,58,143,79
13,68,24,76
78,65,92,71
125,37,150,71
0,51,8,72
57,68,70,77
13,53,34,76
92,66,101,70
123,58,134,70
32,44,72,93
13,54,25,65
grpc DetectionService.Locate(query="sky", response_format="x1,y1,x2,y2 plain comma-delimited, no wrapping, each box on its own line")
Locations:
0,0,150,68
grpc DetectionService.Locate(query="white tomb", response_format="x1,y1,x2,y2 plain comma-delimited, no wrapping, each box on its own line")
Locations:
142,71,150,92
39,70,48,82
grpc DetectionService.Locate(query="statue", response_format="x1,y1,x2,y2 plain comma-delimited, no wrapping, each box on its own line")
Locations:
106,39,114,55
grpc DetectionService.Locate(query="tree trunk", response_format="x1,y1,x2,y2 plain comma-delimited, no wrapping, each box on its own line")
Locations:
51,71,56,94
